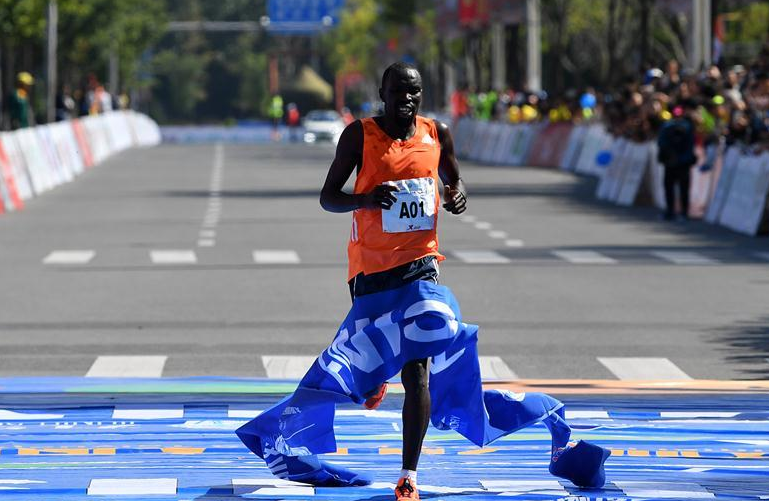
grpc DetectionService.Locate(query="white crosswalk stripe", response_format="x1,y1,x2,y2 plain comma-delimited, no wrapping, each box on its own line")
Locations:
261,355,317,378
452,250,511,263
598,357,692,380
478,356,517,380
652,251,718,265
43,250,95,265
552,250,617,264
86,356,167,377
150,250,197,264
253,250,301,264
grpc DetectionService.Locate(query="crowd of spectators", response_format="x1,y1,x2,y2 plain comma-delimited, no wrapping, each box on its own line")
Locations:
451,41,769,153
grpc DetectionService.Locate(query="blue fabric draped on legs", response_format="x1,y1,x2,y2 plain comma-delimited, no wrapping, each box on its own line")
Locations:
236,280,609,488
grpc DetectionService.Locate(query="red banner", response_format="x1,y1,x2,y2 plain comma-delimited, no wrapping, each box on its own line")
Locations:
0,138,23,211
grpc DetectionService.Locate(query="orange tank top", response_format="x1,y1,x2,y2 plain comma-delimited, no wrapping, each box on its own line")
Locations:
347,116,445,280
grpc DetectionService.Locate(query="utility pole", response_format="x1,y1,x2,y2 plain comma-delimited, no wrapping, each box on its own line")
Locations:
690,0,712,70
526,0,541,92
491,22,506,91
46,0,58,123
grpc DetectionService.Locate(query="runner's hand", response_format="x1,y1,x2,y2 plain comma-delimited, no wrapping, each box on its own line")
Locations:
360,185,398,210
443,184,467,214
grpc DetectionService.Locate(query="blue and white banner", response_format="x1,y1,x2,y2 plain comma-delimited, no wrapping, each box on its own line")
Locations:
237,281,606,487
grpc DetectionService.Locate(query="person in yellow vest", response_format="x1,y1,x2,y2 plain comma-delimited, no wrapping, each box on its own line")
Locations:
320,62,466,501
8,72,35,129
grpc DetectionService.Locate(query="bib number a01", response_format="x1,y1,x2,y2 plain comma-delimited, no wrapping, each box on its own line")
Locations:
382,177,436,233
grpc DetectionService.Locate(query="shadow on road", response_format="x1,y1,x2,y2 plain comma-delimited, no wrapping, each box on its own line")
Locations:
709,316,769,379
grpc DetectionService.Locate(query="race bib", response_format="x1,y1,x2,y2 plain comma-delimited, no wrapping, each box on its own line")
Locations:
382,177,436,233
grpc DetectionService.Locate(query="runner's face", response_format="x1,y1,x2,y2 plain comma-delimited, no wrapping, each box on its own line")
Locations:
382,69,422,126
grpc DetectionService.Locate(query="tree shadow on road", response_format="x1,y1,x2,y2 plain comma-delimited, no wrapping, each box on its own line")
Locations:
708,316,769,379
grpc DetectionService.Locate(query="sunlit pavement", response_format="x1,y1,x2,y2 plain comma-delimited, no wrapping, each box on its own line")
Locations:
1,378,768,500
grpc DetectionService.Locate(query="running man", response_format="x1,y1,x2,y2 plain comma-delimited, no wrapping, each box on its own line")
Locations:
320,61,467,501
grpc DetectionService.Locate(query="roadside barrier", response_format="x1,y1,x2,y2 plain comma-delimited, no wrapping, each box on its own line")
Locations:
456,118,769,236
0,111,160,214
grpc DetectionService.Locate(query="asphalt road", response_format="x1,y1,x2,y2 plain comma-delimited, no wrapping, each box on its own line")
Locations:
1,141,767,380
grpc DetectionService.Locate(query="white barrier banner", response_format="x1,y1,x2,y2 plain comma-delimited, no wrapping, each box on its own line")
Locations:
704,145,740,224
0,133,34,201
719,153,769,235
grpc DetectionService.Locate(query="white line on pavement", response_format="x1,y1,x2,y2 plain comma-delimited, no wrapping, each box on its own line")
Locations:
112,407,184,420
452,250,511,264
505,239,525,247
88,478,177,495
86,356,167,377
474,221,492,230
488,230,508,239
612,481,715,499
199,230,216,238
42,250,95,265
598,357,692,380
652,251,718,265
150,250,197,264
253,250,301,264
197,239,215,247
262,356,316,378
478,356,517,380
460,215,477,223
552,250,617,264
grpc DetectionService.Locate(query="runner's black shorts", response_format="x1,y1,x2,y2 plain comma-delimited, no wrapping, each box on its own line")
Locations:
348,256,439,302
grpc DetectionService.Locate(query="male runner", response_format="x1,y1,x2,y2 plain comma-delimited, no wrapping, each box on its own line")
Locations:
320,61,466,501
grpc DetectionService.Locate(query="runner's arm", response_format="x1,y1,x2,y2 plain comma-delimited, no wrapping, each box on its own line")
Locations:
435,120,467,214
320,121,397,213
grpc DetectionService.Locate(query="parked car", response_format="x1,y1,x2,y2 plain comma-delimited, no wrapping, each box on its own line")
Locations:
303,109,345,144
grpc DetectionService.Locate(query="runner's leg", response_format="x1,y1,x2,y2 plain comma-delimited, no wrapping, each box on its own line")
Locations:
401,358,430,471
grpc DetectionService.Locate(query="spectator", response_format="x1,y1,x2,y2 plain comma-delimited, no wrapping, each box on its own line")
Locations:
8,72,35,129
286,102,301,142
657,101,697,221
56,84,76,122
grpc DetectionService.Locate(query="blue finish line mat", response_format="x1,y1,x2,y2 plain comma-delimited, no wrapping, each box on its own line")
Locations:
0,378,767,500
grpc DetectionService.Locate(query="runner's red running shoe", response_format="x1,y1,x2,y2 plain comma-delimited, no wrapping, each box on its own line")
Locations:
363,382,388,410
394,477,419,501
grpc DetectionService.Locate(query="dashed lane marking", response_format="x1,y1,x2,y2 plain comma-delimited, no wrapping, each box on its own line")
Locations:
42,250,95,265
652,251,719,265
87,478,177,496
253,250,301,264
552,250,617,264
504,239,525,247
261,355,317,379
488,230,507,239
598,357,692,380
474,221,492,230
478,356,517,380
452,250,511,264
150,250,197,264
86,356,167,378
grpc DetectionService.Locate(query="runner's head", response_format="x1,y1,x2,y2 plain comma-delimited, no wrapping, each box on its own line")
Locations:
380,62,422,127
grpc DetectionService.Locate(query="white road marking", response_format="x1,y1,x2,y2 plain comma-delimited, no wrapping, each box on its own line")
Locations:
613,481,715,499
0,410,64,420
474,221,492,230
112,407,184,420
598,357,692,380
88,478,177,495
86,356,167,378
253,250,301,264
566,410,610,419
480,480,568,495
232,479,312,496
43,250,95,265
661,411,738,418
227,408,262,418
0,481,45,485
478,356,517,380
488,230,507,239
652,251,718,265
453,250,511,264
553,250,617,264
197,239,215,247
262,355,316,378
504,239,524,247
150,250,197,264
460,215,477,223
199,230,216,238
